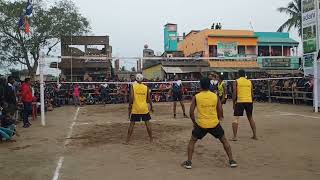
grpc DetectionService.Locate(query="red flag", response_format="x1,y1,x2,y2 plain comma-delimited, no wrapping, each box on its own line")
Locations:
24,17,30,34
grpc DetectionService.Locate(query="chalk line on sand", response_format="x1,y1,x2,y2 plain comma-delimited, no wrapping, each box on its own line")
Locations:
52,107,80,180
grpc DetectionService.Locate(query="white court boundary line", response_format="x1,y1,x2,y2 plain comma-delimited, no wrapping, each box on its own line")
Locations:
277,111,320,119
52,107,80,180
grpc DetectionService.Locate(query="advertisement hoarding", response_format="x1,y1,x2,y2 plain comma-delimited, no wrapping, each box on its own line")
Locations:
262,58,291,68
302,0,320,110
217,42,238,57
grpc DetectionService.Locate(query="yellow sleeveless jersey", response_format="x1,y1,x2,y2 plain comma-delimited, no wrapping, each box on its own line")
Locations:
131,83,149,114
236,77,253,103
195,91,219,128
218,81,226,98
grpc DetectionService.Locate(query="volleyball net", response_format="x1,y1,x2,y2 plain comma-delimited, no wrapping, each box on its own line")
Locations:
40,76,312,106
37,55,313,106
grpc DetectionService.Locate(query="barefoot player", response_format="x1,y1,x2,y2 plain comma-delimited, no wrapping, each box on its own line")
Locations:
182,78,237,169
232,70,257,141
125,74,153,144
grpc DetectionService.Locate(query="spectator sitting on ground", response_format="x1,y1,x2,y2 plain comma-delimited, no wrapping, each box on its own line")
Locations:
79,93,86,106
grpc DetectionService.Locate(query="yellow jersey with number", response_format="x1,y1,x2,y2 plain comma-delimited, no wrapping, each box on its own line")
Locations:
131,83,149,114
195,91,219,128
236,77,253,103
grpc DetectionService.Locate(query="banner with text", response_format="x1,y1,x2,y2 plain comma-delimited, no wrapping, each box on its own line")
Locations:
217,42,238,57
302,0,319,75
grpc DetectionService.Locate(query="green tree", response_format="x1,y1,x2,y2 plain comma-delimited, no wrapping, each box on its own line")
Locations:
121,66,126,72
131,67,136,72
0,0,90,79
277,0,302,37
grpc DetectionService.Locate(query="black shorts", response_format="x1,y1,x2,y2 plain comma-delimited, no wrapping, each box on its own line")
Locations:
130,113,151,122
192,123,225,140
234,103,253,117
172,92,183,101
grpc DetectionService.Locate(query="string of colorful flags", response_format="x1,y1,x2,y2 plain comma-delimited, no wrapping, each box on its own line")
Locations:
18,0,33,34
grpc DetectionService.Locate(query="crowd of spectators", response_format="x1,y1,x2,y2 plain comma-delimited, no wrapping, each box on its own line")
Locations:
0,73,315,141
252,75,313,103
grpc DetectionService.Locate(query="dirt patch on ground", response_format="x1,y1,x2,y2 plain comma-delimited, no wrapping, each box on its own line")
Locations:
70,123,190,152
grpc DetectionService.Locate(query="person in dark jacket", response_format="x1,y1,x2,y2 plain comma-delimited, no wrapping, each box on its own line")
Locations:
4,76,17,119
21,78,33,128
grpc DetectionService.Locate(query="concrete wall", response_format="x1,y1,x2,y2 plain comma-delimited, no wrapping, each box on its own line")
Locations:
142,64,163,80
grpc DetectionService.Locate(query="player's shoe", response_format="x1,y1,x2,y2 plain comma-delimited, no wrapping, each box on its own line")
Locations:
229,160,238,168
181,160,192,169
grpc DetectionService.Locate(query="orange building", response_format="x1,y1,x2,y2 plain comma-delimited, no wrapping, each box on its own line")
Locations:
179,29,258,57
178,29,260,73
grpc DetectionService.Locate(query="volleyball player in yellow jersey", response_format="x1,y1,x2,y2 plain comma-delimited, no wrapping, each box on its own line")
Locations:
182,78,237,169
125,74,153,144
218,75,228,120
232,70,257,141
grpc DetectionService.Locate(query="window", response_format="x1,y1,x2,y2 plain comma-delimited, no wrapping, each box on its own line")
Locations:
238,46,245,56
209,45,217,57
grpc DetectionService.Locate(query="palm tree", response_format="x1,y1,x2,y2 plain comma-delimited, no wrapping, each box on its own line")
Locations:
277,0,302,37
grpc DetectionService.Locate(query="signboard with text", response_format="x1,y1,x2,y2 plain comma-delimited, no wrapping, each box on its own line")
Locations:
262,58,291,68
302,0,320,109
302,0,317,54
217,42,238,57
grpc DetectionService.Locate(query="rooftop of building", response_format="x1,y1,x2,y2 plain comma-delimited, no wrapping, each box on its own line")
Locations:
181,29,299,45
255,32,299,45
143,60,209,70
164,23,177,26
61,36,110,45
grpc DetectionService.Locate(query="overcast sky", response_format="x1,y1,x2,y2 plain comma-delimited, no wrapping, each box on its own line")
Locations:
43,0,299,55
61,0,299,57
38,0,300,74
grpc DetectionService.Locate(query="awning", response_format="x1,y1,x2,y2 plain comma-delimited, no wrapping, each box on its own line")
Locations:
162,67,202,74
258,37,299,45
265,69,303,75
208,60,260,68
204,68,263,73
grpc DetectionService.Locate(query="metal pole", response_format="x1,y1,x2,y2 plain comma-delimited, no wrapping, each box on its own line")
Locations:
39,52,46,126
57,58,59,84
70,35,73,82
314,0,319,112
268,80,271,103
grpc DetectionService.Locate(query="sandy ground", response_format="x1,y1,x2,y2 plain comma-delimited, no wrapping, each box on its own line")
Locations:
0,102,320,180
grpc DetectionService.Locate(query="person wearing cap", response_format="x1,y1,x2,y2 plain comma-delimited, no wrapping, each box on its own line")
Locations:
232,70,257,141
171,75,188,118
125,74,153,144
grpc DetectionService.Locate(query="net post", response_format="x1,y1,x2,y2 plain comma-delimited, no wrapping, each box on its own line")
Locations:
39,52,46,126
314,0,320,112
267,80,271,103
292,85,295,105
